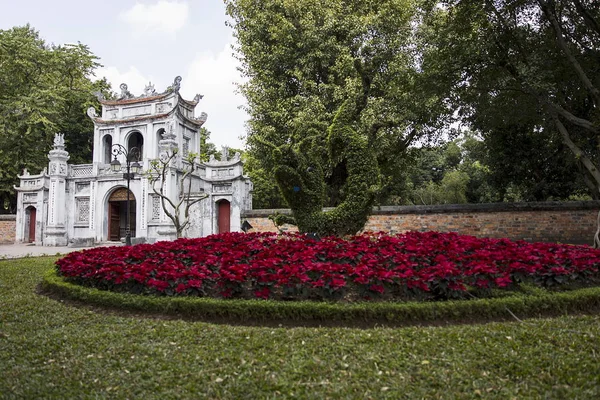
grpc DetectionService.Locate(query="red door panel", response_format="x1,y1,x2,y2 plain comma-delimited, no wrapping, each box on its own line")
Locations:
28,208,36,243
218,201,230,234
109,202,120,241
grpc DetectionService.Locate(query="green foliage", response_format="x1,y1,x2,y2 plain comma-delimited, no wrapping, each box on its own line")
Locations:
269,100,381,236
420,0,600,199
0,25,109,213
2,257,600,398
397,130,591,205
245,152,288,209
198,127,220,162
226,0,448,215
481,125,594,201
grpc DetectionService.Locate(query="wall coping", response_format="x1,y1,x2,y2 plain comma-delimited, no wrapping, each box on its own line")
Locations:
0,214,16,221
242,201,600,218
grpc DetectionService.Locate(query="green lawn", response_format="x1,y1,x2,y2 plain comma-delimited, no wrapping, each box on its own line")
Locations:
1,257,599,399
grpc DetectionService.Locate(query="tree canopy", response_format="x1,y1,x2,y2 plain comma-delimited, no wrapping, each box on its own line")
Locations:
0,25,110,213
226,0,449,233
420,0,600,199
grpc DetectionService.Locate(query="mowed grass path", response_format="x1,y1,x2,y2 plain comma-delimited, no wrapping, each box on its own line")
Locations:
1,257,599,399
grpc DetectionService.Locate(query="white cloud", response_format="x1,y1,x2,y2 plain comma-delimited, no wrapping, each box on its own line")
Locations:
119,1,189,36
182,40,248,149
94,65,157,97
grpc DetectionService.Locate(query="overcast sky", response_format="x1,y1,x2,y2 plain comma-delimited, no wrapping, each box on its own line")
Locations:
0,0,248,148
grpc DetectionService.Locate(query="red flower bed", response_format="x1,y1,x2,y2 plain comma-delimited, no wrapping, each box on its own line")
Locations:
55,231,600,301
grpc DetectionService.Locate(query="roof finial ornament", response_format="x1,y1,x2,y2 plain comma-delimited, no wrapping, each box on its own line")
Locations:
193,93,204,103
167,76,182,93
221,146,230,161
92,91,105,101
143,82,156,97
86,107,97,118
53,133,65,149
119,83,133,99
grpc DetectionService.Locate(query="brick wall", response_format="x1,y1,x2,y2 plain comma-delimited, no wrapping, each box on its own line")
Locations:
242,201,600,245
0,215,16,244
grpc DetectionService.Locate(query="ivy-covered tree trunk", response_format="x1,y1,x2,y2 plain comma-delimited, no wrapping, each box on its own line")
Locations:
271,96,380,236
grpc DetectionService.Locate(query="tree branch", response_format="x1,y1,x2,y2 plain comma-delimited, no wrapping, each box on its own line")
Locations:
501,61,600,134
538,0,600,106
352,59,373,117
552,114,600,187
573,0,600,37
368,120,400,142
541,96,599,134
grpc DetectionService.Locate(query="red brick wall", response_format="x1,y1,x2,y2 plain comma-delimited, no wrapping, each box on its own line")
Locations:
0,215,16,244
242,202,600,245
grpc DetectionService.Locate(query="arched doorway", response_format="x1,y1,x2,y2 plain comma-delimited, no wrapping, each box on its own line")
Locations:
217,200,231,234
156,128,165,157
108,188,136,241
127,131,144,160
25,206,36,243
102,134,113,164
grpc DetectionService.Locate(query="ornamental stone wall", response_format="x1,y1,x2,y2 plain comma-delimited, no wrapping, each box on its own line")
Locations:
242,201,600,245
0,215,16,244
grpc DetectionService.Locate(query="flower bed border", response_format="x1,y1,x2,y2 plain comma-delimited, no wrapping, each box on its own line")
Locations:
42,269,600,326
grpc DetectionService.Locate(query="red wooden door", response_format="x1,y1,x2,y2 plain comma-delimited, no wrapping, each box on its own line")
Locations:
109,202,120,241
28,208,36,243
218,201,230,234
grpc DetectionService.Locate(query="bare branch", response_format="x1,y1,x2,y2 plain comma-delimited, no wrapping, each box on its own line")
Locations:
146,150,207,238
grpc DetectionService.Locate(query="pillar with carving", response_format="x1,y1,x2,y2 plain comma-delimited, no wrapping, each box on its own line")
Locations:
45,133,70,246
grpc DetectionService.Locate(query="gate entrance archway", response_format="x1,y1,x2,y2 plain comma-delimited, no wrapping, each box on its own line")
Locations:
108,188,136,241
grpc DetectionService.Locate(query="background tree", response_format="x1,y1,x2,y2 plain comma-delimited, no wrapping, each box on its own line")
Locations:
243,152,287,209
0,25,110,213
398,130,590,205
198,127,220,162
420,0,600,199
226,0,448,233
401,137,474,205
480,124,592,201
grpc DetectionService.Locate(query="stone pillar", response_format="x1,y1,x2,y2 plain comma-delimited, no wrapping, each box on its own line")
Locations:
45,133,70,246
156,121,179,239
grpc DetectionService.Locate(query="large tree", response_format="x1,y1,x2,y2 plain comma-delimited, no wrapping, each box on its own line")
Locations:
0,25,110,213
226,0,448,234
421,0,600,199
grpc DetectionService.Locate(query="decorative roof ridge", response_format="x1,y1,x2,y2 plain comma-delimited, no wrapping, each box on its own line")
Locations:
99,93,171,106
179,92,203,107
95,76,203,107
17,167,48,180
91,112,171,125
202,159,243,167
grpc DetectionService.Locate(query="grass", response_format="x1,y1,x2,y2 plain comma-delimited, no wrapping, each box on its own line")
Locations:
1,257,600,399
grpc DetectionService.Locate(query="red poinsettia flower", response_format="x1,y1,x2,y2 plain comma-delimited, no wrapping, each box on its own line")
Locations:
55,231,600,302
